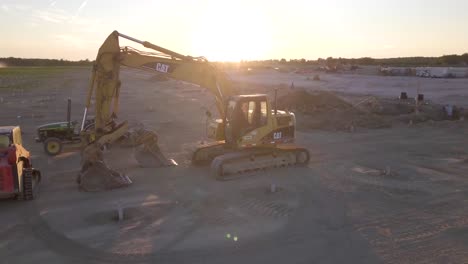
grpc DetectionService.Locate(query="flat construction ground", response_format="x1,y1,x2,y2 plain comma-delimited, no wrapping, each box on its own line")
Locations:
1,67,468,264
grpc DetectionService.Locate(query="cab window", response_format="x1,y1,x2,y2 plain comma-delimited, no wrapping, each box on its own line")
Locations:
247,101,256,125
0,135,10,148
240,100,267,128
226,100,237,122
260,101,268,126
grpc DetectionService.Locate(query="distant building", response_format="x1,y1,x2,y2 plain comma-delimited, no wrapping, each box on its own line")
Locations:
379,67,413,76
415,67,450,78
381,67,468,78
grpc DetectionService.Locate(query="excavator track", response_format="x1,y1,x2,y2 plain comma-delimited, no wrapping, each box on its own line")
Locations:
210,145,310,180
192,141,228,165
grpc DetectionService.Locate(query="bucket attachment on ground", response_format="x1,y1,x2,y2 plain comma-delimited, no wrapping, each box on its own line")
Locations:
77,126,175,191
78,142,132,192
134,144,178,167
77,161,132,192
127,128,177,167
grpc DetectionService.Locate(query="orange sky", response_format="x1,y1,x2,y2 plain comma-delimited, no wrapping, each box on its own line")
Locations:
1,0,468,61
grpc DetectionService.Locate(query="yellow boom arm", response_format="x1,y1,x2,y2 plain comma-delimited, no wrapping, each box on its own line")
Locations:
82,30,235,132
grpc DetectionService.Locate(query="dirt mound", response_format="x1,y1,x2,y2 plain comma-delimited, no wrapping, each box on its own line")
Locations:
354,97,414,116
278,91,463,131
277,90,353,113
278,91,375,130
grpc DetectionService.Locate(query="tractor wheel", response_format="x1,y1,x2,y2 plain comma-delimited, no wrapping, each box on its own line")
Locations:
295,149,310,166
84,122,95,132
44,137,63,156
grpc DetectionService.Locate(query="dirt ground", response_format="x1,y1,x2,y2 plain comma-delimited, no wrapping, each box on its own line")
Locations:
231,67,468,107
1,67,468,264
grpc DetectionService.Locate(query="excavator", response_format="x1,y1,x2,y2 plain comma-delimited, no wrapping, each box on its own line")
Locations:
77,31,310,190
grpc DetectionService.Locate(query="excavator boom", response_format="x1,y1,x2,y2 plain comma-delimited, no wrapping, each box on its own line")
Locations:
82,31,235,132
78,31,237,191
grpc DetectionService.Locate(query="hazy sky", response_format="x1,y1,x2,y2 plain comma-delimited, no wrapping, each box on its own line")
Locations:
1,0,467,61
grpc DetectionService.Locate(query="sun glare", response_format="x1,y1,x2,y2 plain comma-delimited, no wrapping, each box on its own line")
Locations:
191,2,272,62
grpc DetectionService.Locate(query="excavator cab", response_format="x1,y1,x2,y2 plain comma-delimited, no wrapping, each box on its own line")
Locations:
224,95,269,145
206,94,270,145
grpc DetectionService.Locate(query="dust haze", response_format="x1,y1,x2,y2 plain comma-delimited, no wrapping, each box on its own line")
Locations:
0,65,468,263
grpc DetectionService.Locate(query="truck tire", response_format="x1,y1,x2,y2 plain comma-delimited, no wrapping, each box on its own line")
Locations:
15,160,25,201
44,137,63,156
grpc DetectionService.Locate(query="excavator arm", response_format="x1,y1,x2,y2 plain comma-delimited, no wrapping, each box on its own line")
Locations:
83,31,235,132
78,31,236,191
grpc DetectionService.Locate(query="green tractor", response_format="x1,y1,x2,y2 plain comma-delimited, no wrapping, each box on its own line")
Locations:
36,99,94,156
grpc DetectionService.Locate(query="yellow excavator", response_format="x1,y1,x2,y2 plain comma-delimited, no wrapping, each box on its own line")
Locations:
77,31,309,190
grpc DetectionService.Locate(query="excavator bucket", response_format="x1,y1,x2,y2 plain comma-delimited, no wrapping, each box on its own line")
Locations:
77,127,175,192
77,145,132,191
127,128,177,168
77,161,132,192
134,144,178,167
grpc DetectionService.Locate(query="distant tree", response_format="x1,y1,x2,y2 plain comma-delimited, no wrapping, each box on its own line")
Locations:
338,57,345,64
461,53,468,64
280,58,286,64
0,57,94,67
440,54,461,65
358,57,375,65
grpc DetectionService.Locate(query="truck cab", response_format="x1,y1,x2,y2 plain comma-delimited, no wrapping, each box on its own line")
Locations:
0,126,22,146
0,126,40,200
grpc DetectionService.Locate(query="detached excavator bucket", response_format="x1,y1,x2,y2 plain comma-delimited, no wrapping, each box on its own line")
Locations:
77,161,132,192
77,127,175,192
128,129,177,168
134,144,178,168
78,143,132,192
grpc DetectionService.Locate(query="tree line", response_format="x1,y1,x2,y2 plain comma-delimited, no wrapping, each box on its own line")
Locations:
0,57,93,67
2,53,468,67
232,54,467,68
269,54,468,67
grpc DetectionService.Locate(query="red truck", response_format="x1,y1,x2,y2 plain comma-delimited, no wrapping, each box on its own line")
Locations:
0,126,41,200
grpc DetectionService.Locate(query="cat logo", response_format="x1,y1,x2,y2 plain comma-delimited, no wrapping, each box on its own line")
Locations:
156,63,169,73
273,132,282,140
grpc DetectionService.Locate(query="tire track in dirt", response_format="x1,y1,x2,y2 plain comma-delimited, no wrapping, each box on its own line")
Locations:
353,198,468,263
359,223,468,263
341,158,468,263
22,182,301,263
239,198,295,218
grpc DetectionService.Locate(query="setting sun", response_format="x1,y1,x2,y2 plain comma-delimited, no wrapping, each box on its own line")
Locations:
190,1,272,61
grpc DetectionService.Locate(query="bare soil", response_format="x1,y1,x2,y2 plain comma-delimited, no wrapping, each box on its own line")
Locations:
1,67,467,264
277,90,466,131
